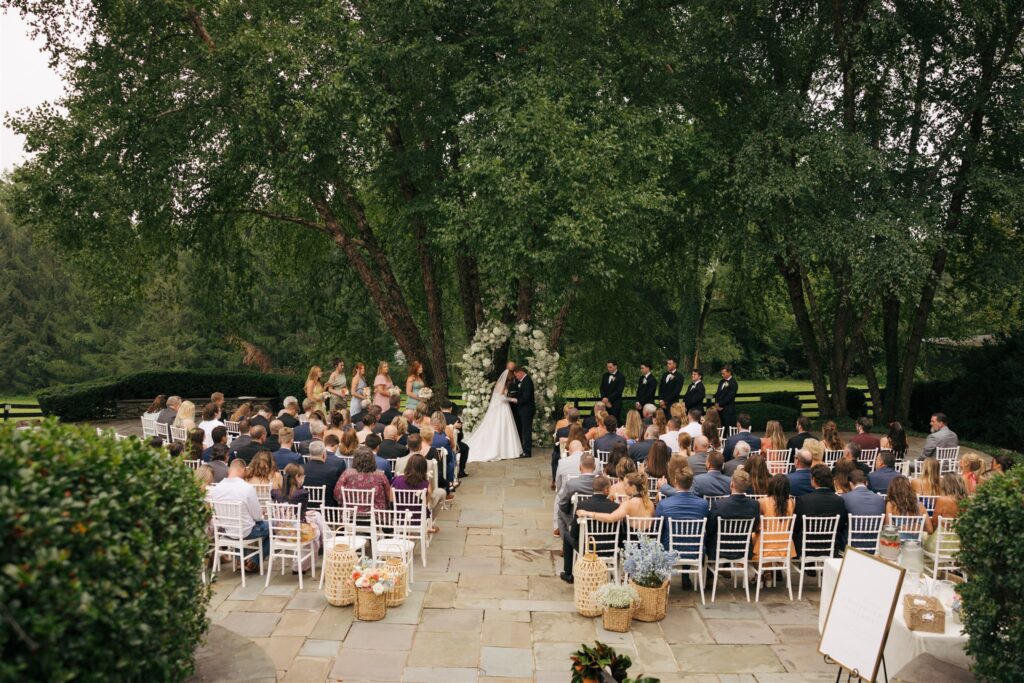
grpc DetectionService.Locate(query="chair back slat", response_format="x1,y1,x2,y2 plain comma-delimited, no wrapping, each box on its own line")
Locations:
757,515,795,558
716,517,755,559
625,516,663,545
890,514,926,541
667,518,706,562
848,514,885,554
823,449,844,467
799,515,840,558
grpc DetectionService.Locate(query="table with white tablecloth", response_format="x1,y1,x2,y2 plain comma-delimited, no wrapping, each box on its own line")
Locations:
818,558,971,676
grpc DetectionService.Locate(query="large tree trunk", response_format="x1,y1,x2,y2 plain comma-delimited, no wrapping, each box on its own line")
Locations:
691,268,717,371
881,295,901,421
549,276,578,352
856,331,884,421
455,254,484,341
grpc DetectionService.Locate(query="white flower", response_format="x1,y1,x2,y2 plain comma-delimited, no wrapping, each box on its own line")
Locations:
517,323,529,333
372,582,385,595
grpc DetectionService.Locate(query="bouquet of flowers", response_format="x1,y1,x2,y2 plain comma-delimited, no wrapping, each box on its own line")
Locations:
418,387,434,400
351,558,395,595
388,385,402,398
623,538,678,588
594,583,640,609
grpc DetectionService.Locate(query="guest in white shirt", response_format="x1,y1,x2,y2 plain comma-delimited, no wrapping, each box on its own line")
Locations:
659,418,682,452
681,409,703,440
197,402,223,449
207,460,269,567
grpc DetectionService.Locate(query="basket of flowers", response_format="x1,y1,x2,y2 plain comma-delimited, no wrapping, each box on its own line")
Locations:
623,538,677,622
594,583,640,632
351,559,394,621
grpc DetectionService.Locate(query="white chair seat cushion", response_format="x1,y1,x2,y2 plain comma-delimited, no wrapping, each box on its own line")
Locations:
376,539,415,554
324,535,368,552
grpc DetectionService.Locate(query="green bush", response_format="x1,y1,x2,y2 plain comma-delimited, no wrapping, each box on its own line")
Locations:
0,420,210,682
760,391,802,413
744,402,800,432
37,369,305,421
845,387,869,419
957,467,1024,682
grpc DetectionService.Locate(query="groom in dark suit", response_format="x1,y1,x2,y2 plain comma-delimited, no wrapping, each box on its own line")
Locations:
510,366,535,458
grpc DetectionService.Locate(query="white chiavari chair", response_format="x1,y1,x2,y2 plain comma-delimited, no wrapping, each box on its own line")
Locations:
794,515,840,599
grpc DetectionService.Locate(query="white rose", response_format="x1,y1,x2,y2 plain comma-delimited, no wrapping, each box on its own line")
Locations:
533,329,543,339
372,582,385,595
517,323,529,333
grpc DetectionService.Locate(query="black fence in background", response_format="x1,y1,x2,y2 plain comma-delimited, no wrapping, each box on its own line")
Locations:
2,403,45,422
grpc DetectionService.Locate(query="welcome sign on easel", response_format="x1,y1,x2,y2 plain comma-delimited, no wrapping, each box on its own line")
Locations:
818,547,906,682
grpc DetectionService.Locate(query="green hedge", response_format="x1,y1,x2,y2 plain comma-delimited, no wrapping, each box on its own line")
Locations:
37,369,305,421
0,421,210,682
744,402,801,432
759,391,802,413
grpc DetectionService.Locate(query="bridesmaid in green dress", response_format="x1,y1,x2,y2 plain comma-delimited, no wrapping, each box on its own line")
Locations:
405,361,427,412
326,358,348,413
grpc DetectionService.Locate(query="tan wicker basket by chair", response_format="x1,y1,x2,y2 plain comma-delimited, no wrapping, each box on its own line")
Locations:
385,556,408,607
601,600,637,633
630,579,668,622
355,589,387,621
323,544,358,607
574,538,607,617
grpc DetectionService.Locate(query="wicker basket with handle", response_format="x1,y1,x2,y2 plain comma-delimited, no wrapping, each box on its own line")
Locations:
384,556,408,607
574,537,608,617
323,543,358,607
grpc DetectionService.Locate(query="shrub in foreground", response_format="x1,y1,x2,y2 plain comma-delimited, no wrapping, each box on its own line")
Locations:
0,421,210,682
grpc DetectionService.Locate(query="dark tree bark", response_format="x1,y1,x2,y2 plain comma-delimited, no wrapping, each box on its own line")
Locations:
691,269,717,371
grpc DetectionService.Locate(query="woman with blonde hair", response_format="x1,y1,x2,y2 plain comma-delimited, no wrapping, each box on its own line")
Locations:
821,420,844,450
245,450,282,489
229,402,252,423
959,452,982,495
924,474,968,552
174,400,197,431
802,438,824,464
194,464,215,491
586,404,608,442
624,410,643,445
911,457,942,496
392,416,409,444
669,402,687,423
762,420,787,452
577,472,655,531
349,362,369,415
373,361,394,412
653,409,668,437
305,366,326,415
609,457,638,499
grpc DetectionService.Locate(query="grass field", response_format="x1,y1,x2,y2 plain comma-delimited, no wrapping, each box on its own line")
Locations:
561,377,869,397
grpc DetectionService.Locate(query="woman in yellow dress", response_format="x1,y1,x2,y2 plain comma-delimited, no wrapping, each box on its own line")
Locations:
305,365,326,415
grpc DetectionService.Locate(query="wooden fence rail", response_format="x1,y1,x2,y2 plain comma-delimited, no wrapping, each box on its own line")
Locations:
2,403,45,421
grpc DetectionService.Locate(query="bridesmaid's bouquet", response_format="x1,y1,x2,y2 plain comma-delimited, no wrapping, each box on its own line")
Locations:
388,385,401,397
418,387,434,400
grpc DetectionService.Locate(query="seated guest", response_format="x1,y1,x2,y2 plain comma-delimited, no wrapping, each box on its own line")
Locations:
167,442,185,458
850,417,881,451
271,463,309,516
335,446,393,511
609,457,638,500
323,433,340,458
303,441,346,508
156,395,181,425
605,442,630,480
229,401,252,423
751,474,796,565
142,395,166,421
208,443,230,482
629,425,660,463
300,397,317,423
393,453,442,532
210,392,227,421
786,416,813,452
802,438,824,465
194,464,214,491
681,409,703,440
208,459,269,568
379,425,408,460
338,429,359,457
643,440,670,481
787,449,814,497
960,452,982,495
583,402,604,432
911,456,941,496
293,412,314,442
430,412,456,485
885,476,933,538
821,420,844,451
692,450,732,498
659,418,682,452
245,450,282,489
186,429,205,461
761,420,787,453
402,409,421,434
794,465,847,554
576,472,656,534
701,413,721,451
381,393,403,428
363,433,393,480
298,419,326,455
554,441,591,511
356,413,376,444
705,470,760,559
392,416,410,446
403,432,453,499
273,428,302,470
556,454,598,551
655,469,708,550
687,436,711,476
563,475,619,583
869,449,902,494
594,415,627,453
278,396,301,428
743,453,770,495
922,412,958,459
369,405,387,434
197,402,222,448
440,399,471,480
880,421,909,461
147,436,164,449
722,413,761,461
232,425,267,465
676,432,693,459
839,442,870,477
325,411,349,441
551,406,578,486
230,419,253,453
832,458,857,494
842,470,886,516
623,410,643,446
722,441,752,476
924,474,967,552
641,403,657,426
174,400,197,431
265,419,283,453
250,404,273,433
201,426,229,463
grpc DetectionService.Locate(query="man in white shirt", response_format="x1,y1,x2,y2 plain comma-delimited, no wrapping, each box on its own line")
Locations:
197,402,223,448
681,409,703,440
660,418,682,452
207,460,269,567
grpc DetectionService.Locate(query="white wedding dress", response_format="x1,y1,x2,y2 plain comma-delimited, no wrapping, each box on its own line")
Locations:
465,370,522,462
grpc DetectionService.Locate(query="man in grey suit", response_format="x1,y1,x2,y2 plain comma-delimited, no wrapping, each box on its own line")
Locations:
842,470,886,516
922,412,958,459
156,395,181,425
687,436,711,475
556,453,598,541
722,441,752,477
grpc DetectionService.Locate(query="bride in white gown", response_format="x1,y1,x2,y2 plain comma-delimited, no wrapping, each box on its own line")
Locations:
465,369,522,462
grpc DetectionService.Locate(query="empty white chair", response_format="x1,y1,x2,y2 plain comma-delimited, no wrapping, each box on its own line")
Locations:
823,449,844,467
141,417,158,438
318,506,368,589
372,508,416,589
183,459,201,471
753,515,796,602
394,488,431,567
595,449,611,467
709,517,755,602
265,502,316,589
305,485,326,509
169,425,187,444
923,517,960,578
794,515,840,599
225,420,240,437
211,501,264,587
667,518,707,604
579,518,622,582
625,517,664,546
847,514,885,554
858,448,880,471
890,514,926,542
936,446,960,474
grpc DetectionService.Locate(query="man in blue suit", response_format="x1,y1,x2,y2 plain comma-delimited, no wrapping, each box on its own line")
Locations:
842,470,886,516
722,413,762,462
690,451,732,498
868,450,902,494
787,449,814,497
656,469,709,543
705,470,759,560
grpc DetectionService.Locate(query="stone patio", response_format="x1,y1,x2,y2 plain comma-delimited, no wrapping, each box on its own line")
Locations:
195,451,835,683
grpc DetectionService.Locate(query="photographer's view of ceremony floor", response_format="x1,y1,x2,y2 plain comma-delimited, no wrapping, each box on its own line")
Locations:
195,451,830,683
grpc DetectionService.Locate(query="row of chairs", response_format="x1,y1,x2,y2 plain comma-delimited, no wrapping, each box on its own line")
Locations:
575,512,958,604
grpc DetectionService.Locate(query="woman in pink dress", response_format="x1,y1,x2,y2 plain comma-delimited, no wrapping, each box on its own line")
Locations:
373,361,394,412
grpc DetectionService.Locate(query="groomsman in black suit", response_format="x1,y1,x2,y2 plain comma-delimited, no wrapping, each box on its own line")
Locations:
599,360,625,421
716,364,739,430
509,366,535,458
658,358,684,415
683,368,706,414
634,362,657,412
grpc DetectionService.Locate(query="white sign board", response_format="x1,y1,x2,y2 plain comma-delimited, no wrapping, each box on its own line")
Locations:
818,547,905,682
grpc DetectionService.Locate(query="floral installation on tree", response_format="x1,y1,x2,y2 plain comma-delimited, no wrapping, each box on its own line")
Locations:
459,318,511,430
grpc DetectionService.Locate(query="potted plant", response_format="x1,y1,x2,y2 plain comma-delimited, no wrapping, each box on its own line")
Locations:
570,641,661,683
594,583,640,632
350,558,395,621
623,538,677,622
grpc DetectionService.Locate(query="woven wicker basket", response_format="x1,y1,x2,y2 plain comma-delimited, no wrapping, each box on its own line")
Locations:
630,579,668,622
384,556,408,607
355,589,387,621
323,544,358,607
601,600,637,633
574,538,607,617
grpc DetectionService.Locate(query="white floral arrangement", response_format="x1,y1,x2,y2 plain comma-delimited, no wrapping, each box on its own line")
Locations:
418,387,434,400
388,385,401,398
593,582,640,609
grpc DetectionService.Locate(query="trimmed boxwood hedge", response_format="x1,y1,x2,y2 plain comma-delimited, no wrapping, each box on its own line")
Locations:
37,369,305,421
744,402,801,431
0,420,210,682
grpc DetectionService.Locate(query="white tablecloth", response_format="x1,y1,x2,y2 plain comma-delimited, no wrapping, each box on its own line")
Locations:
818,558,970,676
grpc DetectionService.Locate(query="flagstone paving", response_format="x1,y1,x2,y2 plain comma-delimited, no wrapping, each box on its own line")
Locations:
195,452,831,683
